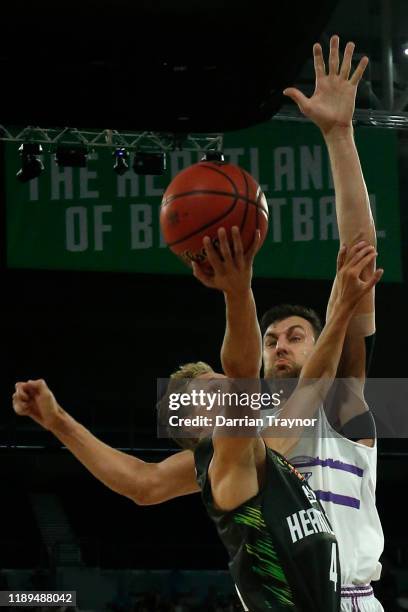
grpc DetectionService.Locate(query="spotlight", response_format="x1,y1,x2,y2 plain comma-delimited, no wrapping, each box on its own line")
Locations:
403,43,408,56
55,145,88,167
133,152,166,175
200,151,225,162
113,147,129,175
16,143,44,183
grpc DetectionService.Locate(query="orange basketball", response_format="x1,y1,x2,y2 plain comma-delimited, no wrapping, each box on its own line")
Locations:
160,161,269,269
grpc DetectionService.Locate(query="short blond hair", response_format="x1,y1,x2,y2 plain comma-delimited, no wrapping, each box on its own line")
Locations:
158,361,213,451
170,361,213,380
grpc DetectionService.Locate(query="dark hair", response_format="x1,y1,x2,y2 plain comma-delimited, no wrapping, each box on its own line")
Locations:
260,304,323,340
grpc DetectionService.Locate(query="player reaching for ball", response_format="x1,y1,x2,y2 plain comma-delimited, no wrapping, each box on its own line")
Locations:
13,240,382,612
220,35,385,612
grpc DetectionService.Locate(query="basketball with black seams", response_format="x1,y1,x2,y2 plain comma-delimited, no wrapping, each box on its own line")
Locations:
160,161,269,269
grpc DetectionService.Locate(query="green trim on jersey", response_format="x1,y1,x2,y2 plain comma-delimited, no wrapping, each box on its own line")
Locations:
234,505,295,608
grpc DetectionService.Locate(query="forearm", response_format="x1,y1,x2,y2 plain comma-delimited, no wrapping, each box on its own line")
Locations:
221,289,262,377
325,129,376,248
302,304,352,380
49,409,156,503
325,130,376,323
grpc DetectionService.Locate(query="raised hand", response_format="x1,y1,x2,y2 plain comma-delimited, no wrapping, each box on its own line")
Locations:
283,35,368,137
335,241,383,310
13,379,62,430
192,226,261,296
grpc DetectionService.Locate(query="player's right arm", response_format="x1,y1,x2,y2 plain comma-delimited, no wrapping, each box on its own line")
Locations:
210,437,265,512
192,226,262,378
12,380,200,505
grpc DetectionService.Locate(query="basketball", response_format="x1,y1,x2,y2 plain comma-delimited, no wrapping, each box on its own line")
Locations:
160,161,269,268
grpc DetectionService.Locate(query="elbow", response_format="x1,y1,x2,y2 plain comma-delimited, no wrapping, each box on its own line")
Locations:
130,469,162,506
131,482,158,506
131,489,152,506
133,496,153,507
221,357,261,379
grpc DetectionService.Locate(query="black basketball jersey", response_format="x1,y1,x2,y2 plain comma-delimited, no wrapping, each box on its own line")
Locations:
194,438,340,612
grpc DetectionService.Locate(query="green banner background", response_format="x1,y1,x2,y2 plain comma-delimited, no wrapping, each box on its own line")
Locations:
5,122,402,281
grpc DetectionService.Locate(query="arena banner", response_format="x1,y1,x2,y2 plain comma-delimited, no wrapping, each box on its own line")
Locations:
5,122,402,281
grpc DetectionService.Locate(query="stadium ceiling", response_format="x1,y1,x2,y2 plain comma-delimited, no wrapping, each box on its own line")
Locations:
0,0,338,133
1,0,407,142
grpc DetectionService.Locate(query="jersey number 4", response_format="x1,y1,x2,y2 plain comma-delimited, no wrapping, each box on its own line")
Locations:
330,543,338,592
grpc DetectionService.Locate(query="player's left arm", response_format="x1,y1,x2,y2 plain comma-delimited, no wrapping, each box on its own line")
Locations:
284,35,376,354
264,244,382,457
192,226,263,378
322,38,376,354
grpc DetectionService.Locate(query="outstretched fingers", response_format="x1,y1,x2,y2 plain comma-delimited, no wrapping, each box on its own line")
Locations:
283,87,310,115
350,55,369,86
339,41,355,80
329,35,340,75
313,42,326,78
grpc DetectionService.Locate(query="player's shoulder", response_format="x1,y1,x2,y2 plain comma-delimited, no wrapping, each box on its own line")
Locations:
339,408,376,436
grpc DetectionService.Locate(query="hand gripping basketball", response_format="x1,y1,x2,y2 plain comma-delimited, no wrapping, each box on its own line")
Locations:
192,226,261,294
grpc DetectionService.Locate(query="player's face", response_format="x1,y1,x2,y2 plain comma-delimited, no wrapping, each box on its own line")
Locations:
263,316,316,379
